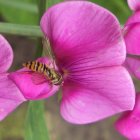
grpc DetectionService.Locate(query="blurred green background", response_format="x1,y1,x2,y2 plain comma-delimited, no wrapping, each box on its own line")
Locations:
0,0,131,140
0,0,131,25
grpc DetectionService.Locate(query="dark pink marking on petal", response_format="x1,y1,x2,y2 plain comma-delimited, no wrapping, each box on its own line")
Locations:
31,72,47,85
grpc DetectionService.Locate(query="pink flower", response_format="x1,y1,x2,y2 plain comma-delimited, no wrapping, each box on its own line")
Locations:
0,35,25,121
124,0,140,55
115,93,140,140
121,1,140,81
10,1,135,124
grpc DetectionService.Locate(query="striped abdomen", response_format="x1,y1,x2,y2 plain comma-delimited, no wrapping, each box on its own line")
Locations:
23,61,63,85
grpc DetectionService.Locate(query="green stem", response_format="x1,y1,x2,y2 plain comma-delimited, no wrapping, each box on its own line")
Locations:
35,0,47,57
38,0,47,24
0,0,37,13
25,101,50,140
0,22,42,37
25,1,49,140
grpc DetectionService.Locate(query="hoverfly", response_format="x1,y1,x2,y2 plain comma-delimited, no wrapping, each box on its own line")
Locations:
23,37,63,86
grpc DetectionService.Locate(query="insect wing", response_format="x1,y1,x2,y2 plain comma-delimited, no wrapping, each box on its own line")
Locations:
42,37,52,56
42,37,56,69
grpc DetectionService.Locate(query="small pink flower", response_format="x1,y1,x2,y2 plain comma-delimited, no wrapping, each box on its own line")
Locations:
0,35,25,121
115,93,140,140
122,0,140,80
10,1,135,124
124,0,140,55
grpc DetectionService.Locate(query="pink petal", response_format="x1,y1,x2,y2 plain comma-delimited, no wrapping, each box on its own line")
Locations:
61,66,135,124
128,0,140,11
124,11,140,55
124,23,140,55
124,57,140,79
126,11,140,25
40,1,125,70
0,35,13,73
115,94,140,140
0,73,25,121
9,57,59,100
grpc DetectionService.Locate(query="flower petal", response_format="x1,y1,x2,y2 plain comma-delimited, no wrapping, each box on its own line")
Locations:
124,23,140,55
128,0,140,11
0,73,25,121
115,94,140,140
9,57,59,100
40,1,125,70
61,66,135,124
0,35,13,73
124,56,140,79
124,11,140,55
126,11,140,26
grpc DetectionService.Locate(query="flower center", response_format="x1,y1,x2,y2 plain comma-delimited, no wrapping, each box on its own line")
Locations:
62,68,69,79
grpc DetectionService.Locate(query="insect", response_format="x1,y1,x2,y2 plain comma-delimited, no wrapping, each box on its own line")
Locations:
23,38,63,86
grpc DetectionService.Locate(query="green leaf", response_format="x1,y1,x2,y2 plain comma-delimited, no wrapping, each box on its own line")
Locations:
91,0,131,24
46,0,63,8
0,0,38,25
0,22,42,37
25,101,50,140
0,0,64,25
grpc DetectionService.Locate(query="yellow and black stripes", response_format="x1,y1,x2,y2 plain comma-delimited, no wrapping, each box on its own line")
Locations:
23,61,38,72
23,61,63,85
23,61,48,73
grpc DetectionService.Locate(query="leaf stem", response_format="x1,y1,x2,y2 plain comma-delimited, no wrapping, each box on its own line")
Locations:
0,22,42,37
0,0,37,13
25,1,49,140
35,0,47,57
25,101,50,140
38,0,47,24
